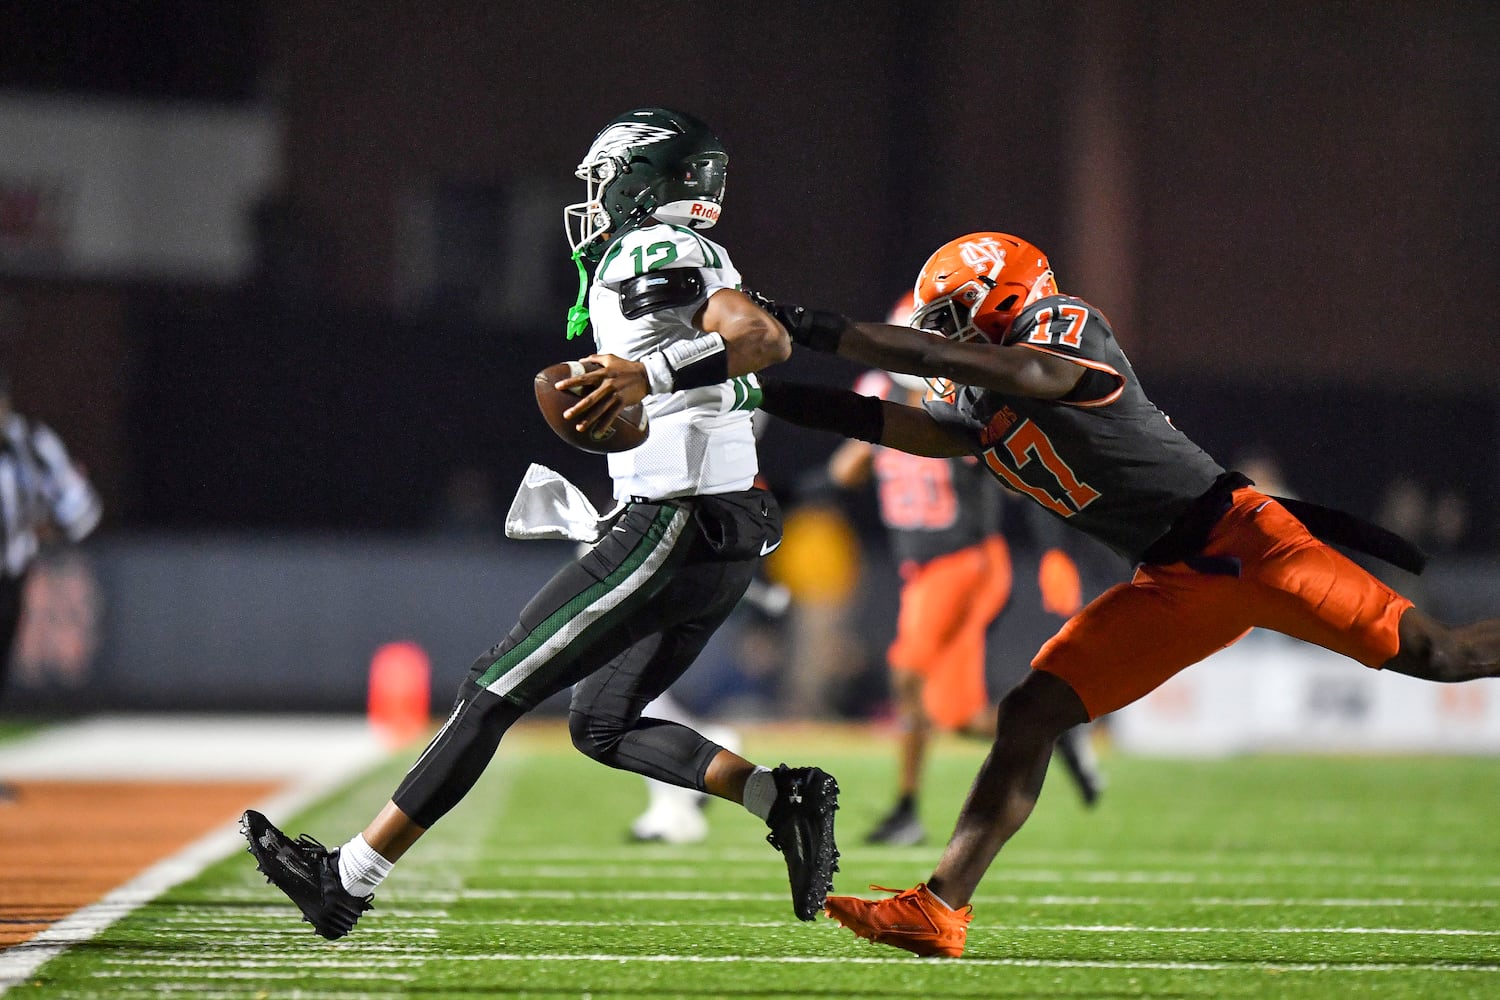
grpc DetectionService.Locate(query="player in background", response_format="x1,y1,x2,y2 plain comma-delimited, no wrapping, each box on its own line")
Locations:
829,366,1008,846
824,351,1103,846
750,230,1500,958
242,108,840,940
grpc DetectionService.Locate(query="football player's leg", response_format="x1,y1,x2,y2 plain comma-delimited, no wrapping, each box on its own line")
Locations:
870,566,953,844
927,536,1011,736
570,550,840,919
1221,496,1429,674
627,690,739,844
568,553,755,788
863,666,929,846
1385,609,1500,682
826,669,1080,946
1052,723,1105,807
926,570,1251,908
1226,499,1498,684
925,668,1088,909
390,502,697,836
239,522,686,943
892,551,989,731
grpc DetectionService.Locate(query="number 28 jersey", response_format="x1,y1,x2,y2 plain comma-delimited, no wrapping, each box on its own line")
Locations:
926,295,1223,564
854,370,1002,568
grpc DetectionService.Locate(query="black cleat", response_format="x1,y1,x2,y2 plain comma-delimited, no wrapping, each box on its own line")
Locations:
764,764,840,921
864,802,926,846
240,809,373,940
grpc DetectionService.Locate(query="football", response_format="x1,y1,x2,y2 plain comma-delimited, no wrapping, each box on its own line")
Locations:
533,360,650,454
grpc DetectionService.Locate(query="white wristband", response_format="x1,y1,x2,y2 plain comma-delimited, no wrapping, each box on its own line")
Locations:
641,351,675,395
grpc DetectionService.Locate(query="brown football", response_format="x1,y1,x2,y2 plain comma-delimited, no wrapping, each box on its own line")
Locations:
533,360,650,454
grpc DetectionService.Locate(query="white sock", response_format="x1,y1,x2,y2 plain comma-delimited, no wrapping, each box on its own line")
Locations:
741,766,776,822
337,833,394,897
924,885,956,909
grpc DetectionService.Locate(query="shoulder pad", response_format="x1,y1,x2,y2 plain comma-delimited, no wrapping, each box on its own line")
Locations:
618,269,706,320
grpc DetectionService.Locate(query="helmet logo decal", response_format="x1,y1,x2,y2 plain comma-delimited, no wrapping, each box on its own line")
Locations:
957,237,1008,281
586,123,677,163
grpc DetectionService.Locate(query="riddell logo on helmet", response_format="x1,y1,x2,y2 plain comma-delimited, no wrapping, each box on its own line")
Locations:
690,202,720,222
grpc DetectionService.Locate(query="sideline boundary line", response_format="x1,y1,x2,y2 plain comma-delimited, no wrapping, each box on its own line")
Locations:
0,724,393,994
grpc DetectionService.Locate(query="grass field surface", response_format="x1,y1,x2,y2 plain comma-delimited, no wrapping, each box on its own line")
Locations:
10,723,1499,998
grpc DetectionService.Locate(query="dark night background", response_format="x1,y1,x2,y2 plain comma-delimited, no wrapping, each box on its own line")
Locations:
2,1,1497,551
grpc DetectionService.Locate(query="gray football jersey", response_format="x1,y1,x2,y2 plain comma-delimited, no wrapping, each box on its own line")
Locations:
926,295,1223,562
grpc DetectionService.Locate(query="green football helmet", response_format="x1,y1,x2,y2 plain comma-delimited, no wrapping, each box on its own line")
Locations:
564,107,728,261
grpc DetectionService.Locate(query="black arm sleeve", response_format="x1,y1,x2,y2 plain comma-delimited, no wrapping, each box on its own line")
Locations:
757,379,885,444
746,291,850,352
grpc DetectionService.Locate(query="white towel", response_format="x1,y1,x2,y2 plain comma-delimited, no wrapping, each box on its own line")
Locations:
504,463,623,543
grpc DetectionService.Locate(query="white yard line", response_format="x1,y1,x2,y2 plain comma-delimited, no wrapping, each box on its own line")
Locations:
256,952,1495,974
333,886,1499,910
0,714,394,994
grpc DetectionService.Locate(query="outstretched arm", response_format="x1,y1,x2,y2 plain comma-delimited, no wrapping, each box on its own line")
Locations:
757,379,976,458
768,305,1084,400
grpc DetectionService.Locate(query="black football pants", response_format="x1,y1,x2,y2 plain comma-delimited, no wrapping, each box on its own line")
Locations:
392,492,776,829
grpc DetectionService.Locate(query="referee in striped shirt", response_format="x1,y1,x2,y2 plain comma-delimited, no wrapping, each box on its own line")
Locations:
0,372,101,779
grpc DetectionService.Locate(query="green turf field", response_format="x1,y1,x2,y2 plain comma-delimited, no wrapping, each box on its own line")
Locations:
12,724,1499,998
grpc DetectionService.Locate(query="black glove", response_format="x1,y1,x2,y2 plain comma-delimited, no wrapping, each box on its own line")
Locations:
746,290,851,353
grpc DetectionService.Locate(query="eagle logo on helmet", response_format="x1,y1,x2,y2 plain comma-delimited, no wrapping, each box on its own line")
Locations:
585,123,677,164
565,108,727,263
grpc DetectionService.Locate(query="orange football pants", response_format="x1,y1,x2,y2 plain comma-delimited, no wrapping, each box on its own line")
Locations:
1034,488,1414,719
887,534,1012,730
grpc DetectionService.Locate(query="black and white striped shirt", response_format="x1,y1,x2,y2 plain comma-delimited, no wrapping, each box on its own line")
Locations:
0,413,101,579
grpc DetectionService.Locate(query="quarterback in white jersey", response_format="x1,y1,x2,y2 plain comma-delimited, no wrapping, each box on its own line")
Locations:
586,224,759,500
239,108,844,944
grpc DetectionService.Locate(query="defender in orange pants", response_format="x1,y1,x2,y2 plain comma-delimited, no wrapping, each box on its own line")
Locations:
829,368,1100,847
757,230,1497,959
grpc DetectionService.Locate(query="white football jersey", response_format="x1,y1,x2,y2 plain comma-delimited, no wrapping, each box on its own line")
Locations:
588,224,760,501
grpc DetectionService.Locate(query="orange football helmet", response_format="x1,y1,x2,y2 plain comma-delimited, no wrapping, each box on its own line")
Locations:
910,233,1057,344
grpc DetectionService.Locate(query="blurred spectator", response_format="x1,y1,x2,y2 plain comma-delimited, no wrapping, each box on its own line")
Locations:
0,372,102,797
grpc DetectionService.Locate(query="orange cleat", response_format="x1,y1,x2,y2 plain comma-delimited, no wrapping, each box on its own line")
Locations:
824,883,972,958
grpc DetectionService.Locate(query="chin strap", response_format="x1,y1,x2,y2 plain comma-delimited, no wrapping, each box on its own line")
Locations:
565,249,591,340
